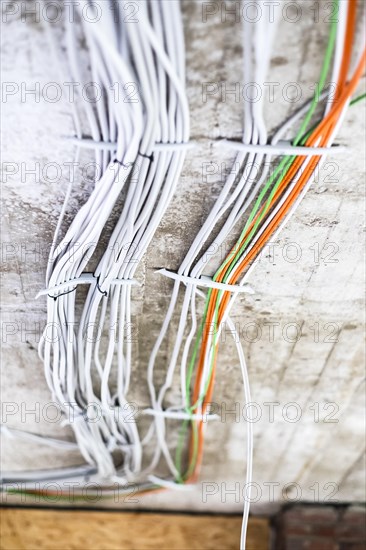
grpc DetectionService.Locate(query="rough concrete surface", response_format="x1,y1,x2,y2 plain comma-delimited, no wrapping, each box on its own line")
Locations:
1,1,365,514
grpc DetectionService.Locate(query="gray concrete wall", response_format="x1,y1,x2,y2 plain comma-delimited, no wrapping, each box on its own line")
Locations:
1,0,365,513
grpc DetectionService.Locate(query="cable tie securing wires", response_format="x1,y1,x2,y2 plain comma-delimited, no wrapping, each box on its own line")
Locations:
65,137,119,151
65,136,195,153
138,151,155,162
217,139,346,156
36,273,141,300
157,268,255,294
153,142,196,152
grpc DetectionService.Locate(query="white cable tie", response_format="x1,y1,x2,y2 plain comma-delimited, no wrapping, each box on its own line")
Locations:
157,269,254,294
36,274,141,299
217,139,346,156
65,137,118,151
154,142,195,152
147,475,195,491
65,137,195,152
142,408,219,422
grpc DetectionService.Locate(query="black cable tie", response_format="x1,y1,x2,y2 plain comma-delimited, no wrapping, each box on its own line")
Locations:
138,151,155,162
48,286,77,301
95,275,108,297
113,158,130,169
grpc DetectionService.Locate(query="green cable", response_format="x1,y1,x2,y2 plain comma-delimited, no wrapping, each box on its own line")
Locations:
350,92,366,106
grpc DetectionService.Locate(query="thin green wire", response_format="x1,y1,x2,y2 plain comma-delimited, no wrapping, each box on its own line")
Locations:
350,92,366,105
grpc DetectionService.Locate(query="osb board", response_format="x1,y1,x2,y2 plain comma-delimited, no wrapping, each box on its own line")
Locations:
0,509,270,550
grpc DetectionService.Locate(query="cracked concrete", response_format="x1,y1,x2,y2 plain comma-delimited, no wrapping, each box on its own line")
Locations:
1,1,365,513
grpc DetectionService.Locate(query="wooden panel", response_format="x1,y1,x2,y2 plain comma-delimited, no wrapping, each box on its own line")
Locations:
0,508,269,550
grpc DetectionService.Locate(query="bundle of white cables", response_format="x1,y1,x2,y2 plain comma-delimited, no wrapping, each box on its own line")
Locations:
36,0,190,482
